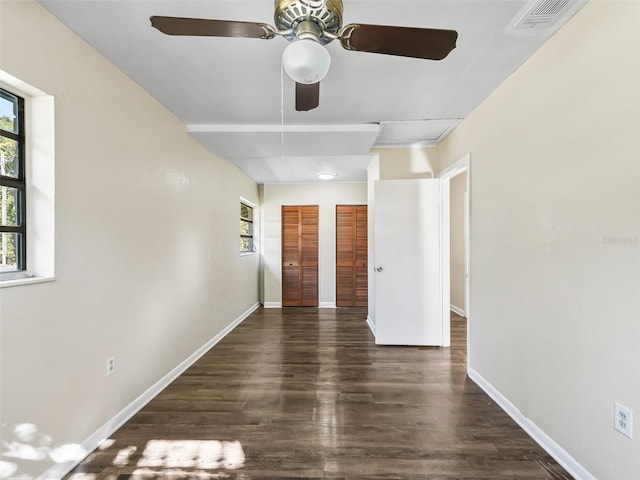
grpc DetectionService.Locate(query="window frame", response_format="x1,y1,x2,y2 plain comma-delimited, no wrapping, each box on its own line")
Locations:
0,88,26,273
0,71,56,288
240,200,256,255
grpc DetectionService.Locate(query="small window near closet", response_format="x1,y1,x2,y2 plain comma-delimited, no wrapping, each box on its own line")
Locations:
240,201,255,253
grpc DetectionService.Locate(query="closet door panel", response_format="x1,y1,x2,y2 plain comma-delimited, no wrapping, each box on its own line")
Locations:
301,266,319,306
282,266,301,306
282,206,300,267
336,266,355,305
355,205,368,306
355,265,369,306
336,205,368,307
300,206,319,306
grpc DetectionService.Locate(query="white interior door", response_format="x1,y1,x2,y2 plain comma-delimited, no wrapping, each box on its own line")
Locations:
374,179,443,345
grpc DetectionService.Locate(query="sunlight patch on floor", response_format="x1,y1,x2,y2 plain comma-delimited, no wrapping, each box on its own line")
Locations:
137,439,244,470
113,445,137,467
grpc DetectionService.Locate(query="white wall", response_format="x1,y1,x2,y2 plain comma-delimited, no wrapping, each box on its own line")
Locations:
437,1,640,478
449,172,467,315
0,2,259,478
366,157,380,327
262,183,367,307
366,147,438,328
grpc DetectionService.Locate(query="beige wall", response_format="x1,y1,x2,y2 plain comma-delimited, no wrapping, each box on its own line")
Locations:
372,146,437,179
262,183,367,307
0,2,259,478
449,171,467,314
437,1,640,478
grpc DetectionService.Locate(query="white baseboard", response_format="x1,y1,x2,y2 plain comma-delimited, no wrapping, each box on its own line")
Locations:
450,304,466,317
38,302,261,480
264,302,336,309
366,315,376,337
319,302,336,309
467,368,596,480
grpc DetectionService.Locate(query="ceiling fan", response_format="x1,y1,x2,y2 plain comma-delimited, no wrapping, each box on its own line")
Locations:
150,0,458,111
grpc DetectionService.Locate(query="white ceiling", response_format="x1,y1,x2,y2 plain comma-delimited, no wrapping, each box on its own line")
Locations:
39,0,587,184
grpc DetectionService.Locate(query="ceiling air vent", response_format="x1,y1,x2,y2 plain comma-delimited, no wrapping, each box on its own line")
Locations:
514,0,571,29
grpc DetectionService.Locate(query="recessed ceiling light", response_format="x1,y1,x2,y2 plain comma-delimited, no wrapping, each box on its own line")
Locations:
316,172,337,180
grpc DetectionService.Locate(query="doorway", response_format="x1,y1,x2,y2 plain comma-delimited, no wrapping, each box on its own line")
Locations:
449,172,468,318
439,154,470,360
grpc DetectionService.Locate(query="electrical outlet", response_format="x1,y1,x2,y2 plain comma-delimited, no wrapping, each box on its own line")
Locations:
106,356,116,376
614,402,633,438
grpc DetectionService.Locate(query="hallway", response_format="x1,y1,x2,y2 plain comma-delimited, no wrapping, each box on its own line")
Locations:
66,308,571,479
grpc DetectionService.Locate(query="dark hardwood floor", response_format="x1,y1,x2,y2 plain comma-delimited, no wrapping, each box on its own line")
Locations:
66,308,572,479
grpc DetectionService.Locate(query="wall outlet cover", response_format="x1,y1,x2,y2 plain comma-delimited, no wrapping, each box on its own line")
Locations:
614,402,633,439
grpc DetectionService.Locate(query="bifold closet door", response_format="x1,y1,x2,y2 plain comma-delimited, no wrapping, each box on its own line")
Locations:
282,205,319,307
336,205,368,307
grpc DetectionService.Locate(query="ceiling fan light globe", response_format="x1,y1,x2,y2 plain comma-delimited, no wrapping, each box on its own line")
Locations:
282,39,331,84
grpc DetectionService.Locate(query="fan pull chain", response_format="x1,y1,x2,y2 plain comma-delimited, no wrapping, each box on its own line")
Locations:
281,55,285,162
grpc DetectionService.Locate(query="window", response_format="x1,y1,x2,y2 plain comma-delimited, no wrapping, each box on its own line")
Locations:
240,202,255,253
0,88,26,273
0,71,55,286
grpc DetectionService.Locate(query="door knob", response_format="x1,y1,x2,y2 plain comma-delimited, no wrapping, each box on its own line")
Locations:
375,266,383,272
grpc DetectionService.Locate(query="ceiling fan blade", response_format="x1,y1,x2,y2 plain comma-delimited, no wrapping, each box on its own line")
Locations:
296,82,320,112
150,16,274,39
340,24,458,60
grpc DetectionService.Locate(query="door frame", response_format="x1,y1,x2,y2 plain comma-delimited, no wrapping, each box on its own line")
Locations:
438,154,471,358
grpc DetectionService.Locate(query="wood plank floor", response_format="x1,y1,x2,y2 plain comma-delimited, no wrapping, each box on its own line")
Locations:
66,308,572,479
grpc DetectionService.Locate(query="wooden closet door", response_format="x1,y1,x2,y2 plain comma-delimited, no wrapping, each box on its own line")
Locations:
282,205,318,307
300,206,319,306
354,205,368,306
282,206,302,306
336,205,368,307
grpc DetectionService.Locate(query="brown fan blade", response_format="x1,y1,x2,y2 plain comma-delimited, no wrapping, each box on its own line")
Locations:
150,16,274,39
296,82,320,112
340,24,457,60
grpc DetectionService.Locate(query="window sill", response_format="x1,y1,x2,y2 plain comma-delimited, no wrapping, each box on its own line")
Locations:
0,275,56,288
240,251,258,257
